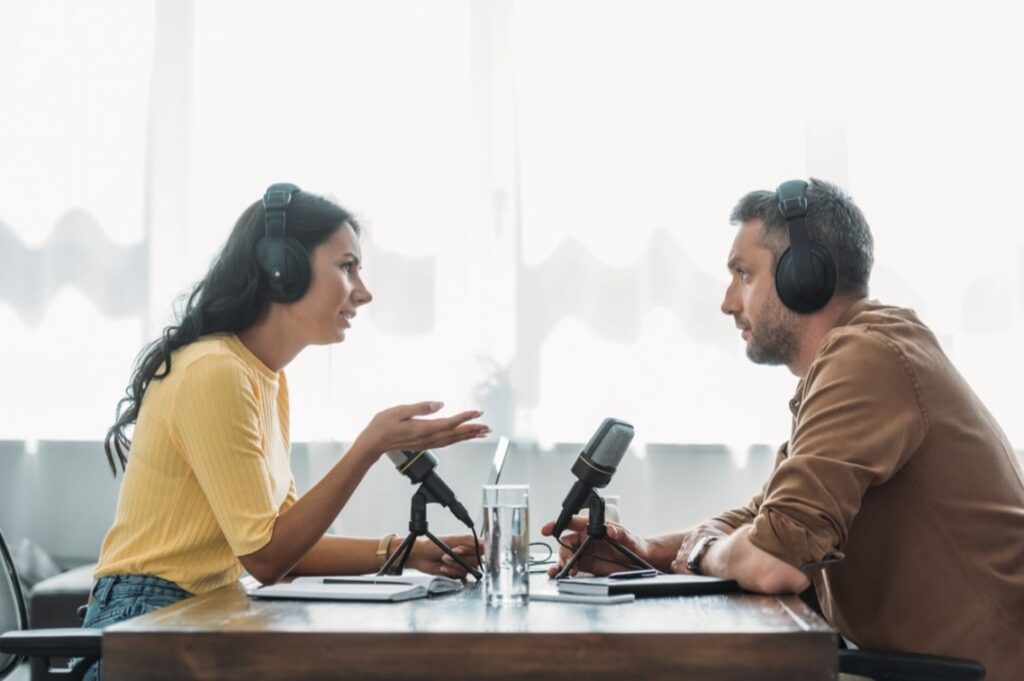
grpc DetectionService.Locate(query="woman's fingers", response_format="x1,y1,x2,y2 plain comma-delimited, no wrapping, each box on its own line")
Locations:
395,406,479,429
393,401,445,419
414,423,491,449
434,410,486,429
412,411,486,439
393,408,487,445
419,427,490,450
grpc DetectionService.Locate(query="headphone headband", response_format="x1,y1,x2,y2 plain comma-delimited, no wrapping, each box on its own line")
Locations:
256,182,311,303
773,179,837,313
262,182,300,239
776,180,816,295
777,180,808,219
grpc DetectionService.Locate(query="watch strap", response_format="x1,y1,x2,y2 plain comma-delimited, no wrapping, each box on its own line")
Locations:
687,535,719,575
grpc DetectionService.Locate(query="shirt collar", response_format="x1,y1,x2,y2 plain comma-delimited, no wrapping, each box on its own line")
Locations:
788,297,874,415
833,297,875,329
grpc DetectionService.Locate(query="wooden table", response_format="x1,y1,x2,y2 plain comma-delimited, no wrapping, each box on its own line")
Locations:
102,575,837,680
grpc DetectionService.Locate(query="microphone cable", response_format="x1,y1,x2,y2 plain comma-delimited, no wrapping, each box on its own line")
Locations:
528,542,553,566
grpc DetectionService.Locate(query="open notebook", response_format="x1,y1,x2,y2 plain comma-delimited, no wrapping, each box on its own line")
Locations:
248,571,464,603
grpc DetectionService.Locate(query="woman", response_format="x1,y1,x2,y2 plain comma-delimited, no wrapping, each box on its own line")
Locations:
82,184,488,669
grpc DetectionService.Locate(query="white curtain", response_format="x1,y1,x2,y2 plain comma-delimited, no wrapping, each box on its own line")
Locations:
0,1,153,441
1,0,1022,449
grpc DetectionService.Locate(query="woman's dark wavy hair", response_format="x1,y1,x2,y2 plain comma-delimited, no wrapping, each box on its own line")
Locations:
104,190,359,476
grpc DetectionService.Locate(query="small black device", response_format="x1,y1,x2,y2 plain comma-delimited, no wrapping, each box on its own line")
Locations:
774,179,837,314
256,182,312,303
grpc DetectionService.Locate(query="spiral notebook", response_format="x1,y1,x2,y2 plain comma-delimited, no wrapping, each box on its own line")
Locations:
248,572,464,602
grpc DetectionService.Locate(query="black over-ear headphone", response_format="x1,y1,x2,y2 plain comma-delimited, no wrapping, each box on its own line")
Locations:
774,179,837,314
256,182,312,303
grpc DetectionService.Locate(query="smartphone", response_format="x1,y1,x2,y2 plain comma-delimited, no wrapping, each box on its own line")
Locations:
531,592,635,604
607,568,658,579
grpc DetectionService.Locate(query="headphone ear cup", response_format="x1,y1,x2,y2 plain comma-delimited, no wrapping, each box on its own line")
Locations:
257,237,311,303
278,239,312,302
774,242,837,313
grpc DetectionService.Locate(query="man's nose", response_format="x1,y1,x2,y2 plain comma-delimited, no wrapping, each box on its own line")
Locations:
721,283,739,316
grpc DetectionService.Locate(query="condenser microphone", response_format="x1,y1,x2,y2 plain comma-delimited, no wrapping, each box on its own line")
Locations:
386,450,475,529
551,418,634,537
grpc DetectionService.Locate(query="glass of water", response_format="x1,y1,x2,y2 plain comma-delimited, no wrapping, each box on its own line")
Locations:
482,484,530,607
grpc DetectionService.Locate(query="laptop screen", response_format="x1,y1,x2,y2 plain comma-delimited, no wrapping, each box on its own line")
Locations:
486,436,510,486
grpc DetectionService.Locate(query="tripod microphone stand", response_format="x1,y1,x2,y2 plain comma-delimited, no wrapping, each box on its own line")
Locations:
554,491,657,580
378,483,483,580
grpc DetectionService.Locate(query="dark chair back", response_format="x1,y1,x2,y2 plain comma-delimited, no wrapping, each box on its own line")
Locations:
0,528,102,681
0,528,29,680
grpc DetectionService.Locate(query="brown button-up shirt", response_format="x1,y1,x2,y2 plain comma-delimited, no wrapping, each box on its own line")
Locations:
714,299,1024,680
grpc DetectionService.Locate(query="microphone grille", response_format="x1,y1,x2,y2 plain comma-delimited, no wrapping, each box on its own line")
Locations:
385,450,408,468
589,419,634,468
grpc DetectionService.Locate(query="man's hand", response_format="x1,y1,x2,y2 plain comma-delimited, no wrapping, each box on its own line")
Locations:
673,525,810,594
540,516,651,577
669,523,732,574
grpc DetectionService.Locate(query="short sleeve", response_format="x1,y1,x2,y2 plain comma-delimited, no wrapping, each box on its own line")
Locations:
279,477,298,513
748,331,927,567
171,354,280,556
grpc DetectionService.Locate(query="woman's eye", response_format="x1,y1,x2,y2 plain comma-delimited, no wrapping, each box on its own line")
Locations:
339,262,354,272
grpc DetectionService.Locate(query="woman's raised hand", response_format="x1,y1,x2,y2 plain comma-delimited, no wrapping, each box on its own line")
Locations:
354,401,490,457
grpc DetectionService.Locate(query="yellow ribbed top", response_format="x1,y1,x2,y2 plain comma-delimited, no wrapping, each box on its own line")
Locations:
95,333,296,594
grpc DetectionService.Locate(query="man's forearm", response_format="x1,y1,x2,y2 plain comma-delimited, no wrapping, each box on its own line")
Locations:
646,519,736,572
698,525,809,594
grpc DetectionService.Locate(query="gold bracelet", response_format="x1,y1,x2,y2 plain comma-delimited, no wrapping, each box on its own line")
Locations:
376,533,397,571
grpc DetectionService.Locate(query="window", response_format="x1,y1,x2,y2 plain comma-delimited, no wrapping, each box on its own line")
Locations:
2,1,1021,449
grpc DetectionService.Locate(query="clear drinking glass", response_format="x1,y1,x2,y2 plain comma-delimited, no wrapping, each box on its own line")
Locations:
482,484,530,607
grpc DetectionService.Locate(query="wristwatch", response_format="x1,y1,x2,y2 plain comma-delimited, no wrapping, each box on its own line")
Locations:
686,535,719,575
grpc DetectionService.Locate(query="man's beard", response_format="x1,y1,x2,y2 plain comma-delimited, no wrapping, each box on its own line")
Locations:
745,295,800,366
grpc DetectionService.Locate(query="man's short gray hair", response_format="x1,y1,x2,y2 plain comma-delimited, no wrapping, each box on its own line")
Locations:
729,178,874,299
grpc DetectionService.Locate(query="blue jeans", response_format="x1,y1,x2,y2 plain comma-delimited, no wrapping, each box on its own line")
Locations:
79,574,192,681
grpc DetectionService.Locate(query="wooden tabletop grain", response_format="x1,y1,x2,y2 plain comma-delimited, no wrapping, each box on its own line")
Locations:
102,575,837,680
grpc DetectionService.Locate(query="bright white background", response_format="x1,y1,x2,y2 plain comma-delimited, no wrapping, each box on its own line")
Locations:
1,0,1022,455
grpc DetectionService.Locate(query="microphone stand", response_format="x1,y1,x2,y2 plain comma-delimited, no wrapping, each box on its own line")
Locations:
378,483,483,580
555,491,657,580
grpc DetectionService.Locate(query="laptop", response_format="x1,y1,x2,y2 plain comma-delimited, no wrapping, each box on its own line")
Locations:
482,437,549,572
486,436,510,486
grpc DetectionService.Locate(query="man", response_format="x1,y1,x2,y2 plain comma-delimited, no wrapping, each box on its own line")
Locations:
543,179,1024,680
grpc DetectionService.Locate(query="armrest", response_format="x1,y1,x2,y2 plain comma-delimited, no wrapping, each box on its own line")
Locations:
0,628,102,658
839,648,985,681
